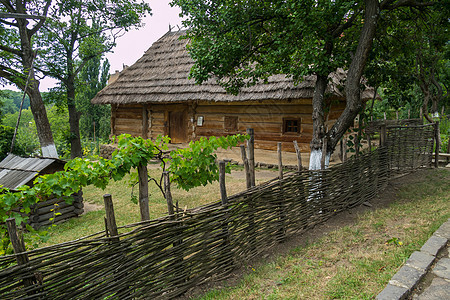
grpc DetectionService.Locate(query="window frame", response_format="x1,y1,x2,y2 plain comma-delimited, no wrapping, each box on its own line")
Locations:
282,118,301,135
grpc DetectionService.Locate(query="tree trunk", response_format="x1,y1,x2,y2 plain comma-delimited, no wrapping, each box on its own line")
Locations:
67,82,83,158
326,0,380,154
309,74,328,170
17,13,57,158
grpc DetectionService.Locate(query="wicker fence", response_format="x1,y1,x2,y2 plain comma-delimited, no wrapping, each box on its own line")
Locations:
0,123,437,299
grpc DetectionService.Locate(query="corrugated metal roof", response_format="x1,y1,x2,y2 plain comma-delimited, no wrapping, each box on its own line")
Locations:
0,154,64,190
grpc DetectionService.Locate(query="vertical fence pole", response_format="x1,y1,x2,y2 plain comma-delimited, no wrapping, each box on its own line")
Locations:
434,121,440,168
246,128,256,187
219,161,228,205
380,124,387,147
6,218,36,291
219,161,233,272
420,107,423,121
277,142,283,179
293,140,303,171
321,138,328,170
240,145,251,189
103,194,119,241
137,163,150,221
163,172,175,216
343,137,347,162
447,137,450,164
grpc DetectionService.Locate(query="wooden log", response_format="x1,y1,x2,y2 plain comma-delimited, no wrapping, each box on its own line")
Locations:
35,201,73,215
380,124,387,147
277,142,283,179
137,163,150,221
219,161,228,205
293,140,303,171
163,172,175,216
321,138,328,170
37,206,75,223
103,194,119,241
246,128,256,187
6,218,36,290
240,145,251,189
36,212,78,228
434,121,440,168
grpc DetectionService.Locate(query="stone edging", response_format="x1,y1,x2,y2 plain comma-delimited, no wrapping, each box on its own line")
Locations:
376,218,450,300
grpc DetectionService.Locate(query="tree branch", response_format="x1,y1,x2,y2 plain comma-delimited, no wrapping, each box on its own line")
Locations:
0,44,22,57
382,0,435,10
29,0,51,36
0,65,26,90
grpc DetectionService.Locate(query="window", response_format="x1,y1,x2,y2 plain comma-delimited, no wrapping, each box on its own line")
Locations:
283,118,301,134
224,116,238,132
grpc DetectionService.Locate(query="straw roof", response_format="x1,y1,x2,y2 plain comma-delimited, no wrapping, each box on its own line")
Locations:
92,30,374,105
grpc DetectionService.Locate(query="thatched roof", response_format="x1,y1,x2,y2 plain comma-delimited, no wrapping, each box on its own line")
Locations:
92,30,374,105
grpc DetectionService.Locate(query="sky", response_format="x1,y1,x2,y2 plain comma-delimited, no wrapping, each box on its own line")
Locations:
4,0,183,92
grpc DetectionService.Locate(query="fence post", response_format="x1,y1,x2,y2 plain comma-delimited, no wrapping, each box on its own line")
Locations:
321,138,328,170
163,171,175,216
6,218,37,291
277,142,283,179
137,163,150,221
219,161,233,272
447,136,450,164
380,124,387,147
240,145,251,189
293,140,303,171
219,161,228,205
434,121,440,168
103,194,119,241
246,128,256,187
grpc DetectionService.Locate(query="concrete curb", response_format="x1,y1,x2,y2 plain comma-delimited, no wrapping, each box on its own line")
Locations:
376,218,450,300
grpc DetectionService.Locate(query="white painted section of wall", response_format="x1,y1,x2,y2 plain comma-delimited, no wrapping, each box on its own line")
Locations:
41,144,58,158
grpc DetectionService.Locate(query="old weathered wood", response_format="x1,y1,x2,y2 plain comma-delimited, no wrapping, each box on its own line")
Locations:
321,138,328,170
137,163,150,221
240,145,251,189
292,140,303,171
163,171,175,216
380,124,387,147
219,161,228,205
103,194,119,240
420,107,423,120
142,105,148,139
343,137,347,162
6,218,36,290
434,121,440,168
396,111,399,120
277,142,283,179
447,136,450,163
246,128,256,187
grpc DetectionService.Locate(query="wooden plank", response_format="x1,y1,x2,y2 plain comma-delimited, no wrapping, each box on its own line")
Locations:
115,119,142,126
116,111,143,119
197,99,313,106
196,104,313,114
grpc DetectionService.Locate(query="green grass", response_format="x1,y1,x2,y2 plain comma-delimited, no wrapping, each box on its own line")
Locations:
194,168,450,300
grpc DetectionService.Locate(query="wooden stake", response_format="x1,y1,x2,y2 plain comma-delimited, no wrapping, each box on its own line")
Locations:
277,142,283,179
103,195,119,241
343,137,347,162
396,111,399,120
6,218,36,290
321,138,328,170
163,172,175,216
420,107,423,121
246,128,256,187
137,163,150,221
240,145,251,189
340,139,344,162
219,161,228,205
408,109,411,119
293,140,303,171
434,121,440,168
380,124,387,147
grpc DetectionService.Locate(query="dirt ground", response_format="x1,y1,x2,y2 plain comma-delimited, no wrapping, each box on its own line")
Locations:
177,168,448,299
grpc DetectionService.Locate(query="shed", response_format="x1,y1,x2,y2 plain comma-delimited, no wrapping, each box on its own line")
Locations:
0,154,84,229
91,30,376,152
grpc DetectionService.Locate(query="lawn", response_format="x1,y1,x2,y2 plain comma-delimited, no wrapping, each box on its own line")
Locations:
192,168,450,300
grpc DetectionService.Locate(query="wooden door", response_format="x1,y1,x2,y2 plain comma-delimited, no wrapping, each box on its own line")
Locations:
169,110,188,143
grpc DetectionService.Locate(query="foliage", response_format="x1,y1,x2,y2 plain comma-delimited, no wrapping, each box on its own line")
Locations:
76,58,111,141
0,125,27,160
0,133,247,254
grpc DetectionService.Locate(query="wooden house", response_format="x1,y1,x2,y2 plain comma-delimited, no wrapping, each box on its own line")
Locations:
91,30,375,152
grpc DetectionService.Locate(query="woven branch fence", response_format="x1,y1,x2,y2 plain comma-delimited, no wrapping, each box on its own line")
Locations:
0,123,437,299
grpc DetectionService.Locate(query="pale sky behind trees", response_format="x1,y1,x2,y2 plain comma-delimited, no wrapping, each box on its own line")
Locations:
4,0,183,91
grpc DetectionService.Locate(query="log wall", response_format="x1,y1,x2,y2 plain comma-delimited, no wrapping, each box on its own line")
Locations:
111,99,346,152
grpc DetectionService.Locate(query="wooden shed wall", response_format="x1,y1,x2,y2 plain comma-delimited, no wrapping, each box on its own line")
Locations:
111,99,346,153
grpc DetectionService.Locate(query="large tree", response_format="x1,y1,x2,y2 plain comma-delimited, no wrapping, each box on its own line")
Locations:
172,0,437,169
0,0,58,157
37,0,151,158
